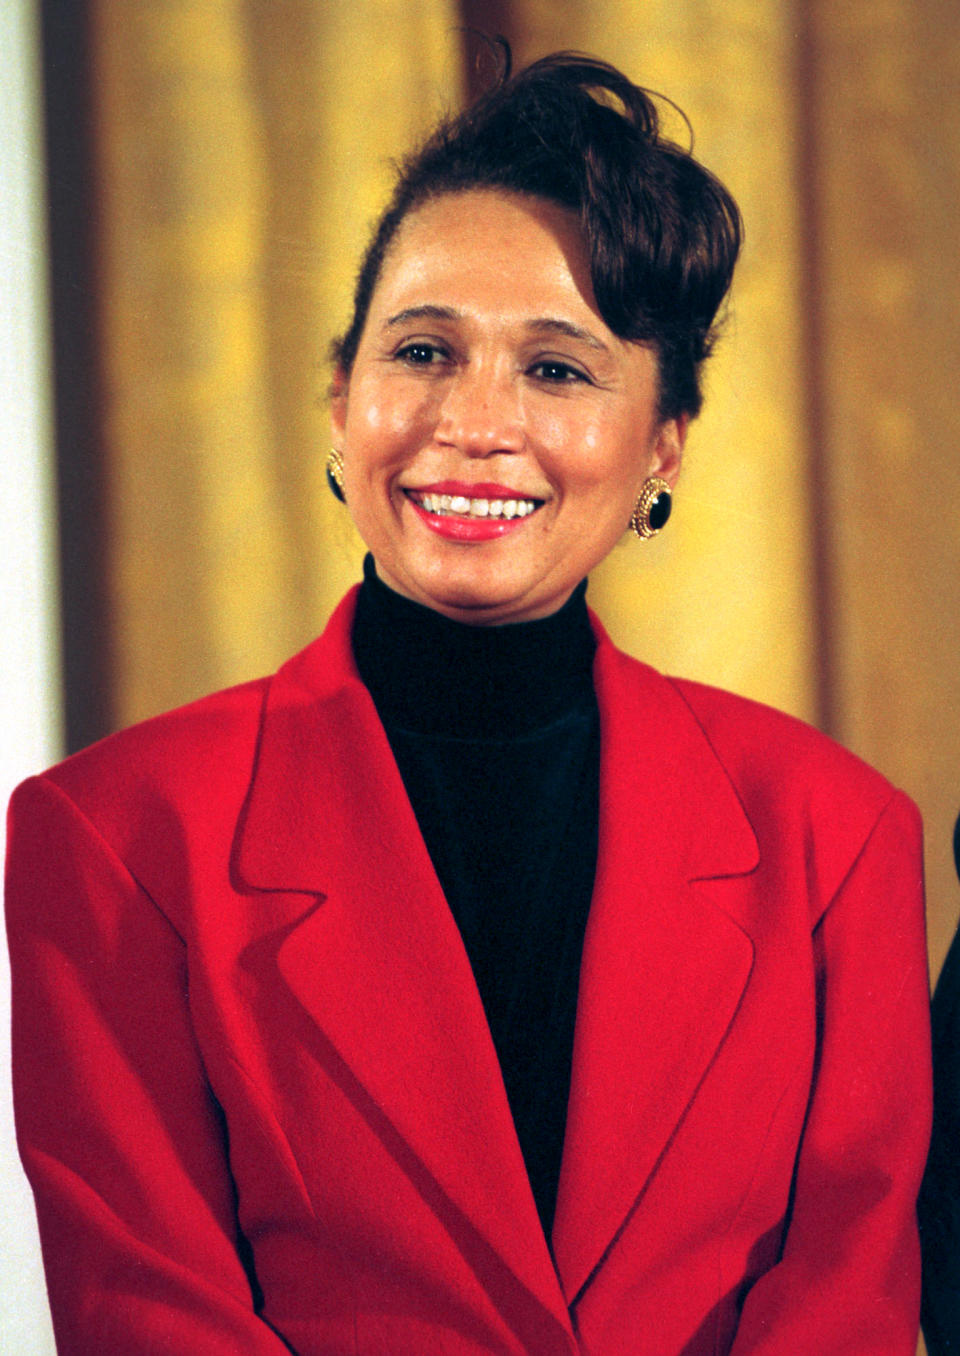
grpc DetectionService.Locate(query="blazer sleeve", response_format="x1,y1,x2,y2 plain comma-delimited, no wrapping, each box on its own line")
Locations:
5,775,294,1355
730,790,932,1354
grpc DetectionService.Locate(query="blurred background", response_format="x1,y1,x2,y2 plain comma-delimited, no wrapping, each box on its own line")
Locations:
3,1,959,1349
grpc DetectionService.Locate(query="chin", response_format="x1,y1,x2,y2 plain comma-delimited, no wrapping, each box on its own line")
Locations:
425,590,518,622
406,560,514,611
426,580,536,622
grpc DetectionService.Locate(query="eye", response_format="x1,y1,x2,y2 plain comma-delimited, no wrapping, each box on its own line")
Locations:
395,341,449,366
529,359,590,384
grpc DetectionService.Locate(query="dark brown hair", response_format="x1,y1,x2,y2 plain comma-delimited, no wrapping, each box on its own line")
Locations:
332,48,742,420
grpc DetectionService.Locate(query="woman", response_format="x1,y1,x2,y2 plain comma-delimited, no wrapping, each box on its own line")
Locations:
6,51,931,1355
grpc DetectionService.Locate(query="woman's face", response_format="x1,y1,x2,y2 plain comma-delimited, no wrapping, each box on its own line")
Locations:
331,189,685,625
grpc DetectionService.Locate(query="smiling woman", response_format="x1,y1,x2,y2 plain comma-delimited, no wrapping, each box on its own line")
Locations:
5,47,931,1356
332,191,682,624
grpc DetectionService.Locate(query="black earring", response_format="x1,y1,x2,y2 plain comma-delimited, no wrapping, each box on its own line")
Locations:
630,477,671,539
326,449,346,503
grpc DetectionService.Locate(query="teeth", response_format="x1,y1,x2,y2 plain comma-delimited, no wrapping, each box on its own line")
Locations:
414,493,539,519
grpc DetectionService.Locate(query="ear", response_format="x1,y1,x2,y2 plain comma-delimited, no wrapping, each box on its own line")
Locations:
650,413,687,487
329,365,349,448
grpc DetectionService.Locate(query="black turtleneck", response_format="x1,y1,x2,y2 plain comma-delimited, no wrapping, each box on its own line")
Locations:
352,556,600,1240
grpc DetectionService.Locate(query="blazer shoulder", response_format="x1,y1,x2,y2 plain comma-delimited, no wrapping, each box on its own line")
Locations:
672,661,916,819
669,674,894,795
662,674,921,890
593,624,912,825
9,597,362,882
594,628,917,840
11,676,271,847
667,678,922,922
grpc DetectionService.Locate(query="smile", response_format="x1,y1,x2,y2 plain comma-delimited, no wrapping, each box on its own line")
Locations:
402,486,545,543
406,491,541,520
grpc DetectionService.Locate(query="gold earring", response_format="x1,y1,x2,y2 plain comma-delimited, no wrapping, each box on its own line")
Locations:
630,476,672,539
326,449,346,503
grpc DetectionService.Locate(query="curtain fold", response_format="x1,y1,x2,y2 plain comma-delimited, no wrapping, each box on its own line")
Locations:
799,0,960,971
90,0,462,721
511,1,818,732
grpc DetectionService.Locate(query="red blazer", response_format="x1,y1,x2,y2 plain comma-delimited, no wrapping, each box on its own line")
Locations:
6,590,931,1354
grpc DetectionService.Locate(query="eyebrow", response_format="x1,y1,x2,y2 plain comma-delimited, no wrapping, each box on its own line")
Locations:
524,317,610,354
384,305,461,328
384,306,610,354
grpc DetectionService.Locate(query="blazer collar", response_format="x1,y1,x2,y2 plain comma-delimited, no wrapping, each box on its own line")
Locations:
235,591,759,1321
551,621,758,1302
236,595,757,894
236,590,576,1344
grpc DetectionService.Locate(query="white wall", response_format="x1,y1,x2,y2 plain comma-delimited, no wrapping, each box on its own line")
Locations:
1,1,62,1350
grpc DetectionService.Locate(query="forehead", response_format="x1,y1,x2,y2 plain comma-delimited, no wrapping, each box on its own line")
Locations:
369,189,599,321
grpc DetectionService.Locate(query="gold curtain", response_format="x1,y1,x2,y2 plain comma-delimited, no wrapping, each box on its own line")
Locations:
91,0,462,717
799,0,960,981
87,0,960,981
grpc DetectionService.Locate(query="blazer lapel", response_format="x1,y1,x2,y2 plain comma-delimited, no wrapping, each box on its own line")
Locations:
552,626,759,1304
235,592,572,1340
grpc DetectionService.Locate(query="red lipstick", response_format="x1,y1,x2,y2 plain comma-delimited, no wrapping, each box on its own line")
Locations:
402,482,544,542
412,481,539,499
406,500,534,541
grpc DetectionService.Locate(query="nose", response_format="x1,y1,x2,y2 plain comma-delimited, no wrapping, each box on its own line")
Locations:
434,362,525,457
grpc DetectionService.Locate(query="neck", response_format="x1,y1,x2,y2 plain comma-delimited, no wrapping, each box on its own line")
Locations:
352,555,596,738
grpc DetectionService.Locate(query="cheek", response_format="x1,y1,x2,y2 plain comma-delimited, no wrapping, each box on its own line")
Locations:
347,395,388,445
346,387,434,459
546,418,642,501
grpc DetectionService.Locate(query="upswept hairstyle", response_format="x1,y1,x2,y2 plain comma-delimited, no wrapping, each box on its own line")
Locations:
332,48,742,421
